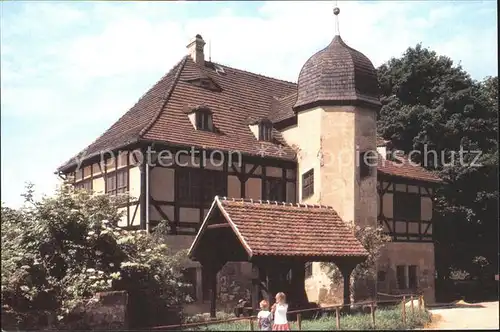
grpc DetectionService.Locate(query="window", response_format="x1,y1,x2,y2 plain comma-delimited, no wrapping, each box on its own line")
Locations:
396,265,407,289
176,168,227,207
196,110,213,131
305,262,313,278
177,170,201,205
302,169,314,199
263,177,284,202
75,179,92,191
259,122,273,141
408,265,418,289
202,170,227,206
75,168,83,182
394,192,421,220
106,169,128,195
377,270,386,282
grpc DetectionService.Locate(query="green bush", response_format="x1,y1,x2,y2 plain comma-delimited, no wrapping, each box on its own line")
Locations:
1,183,191,329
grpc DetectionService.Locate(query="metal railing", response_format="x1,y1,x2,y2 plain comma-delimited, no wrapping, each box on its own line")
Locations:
151,293,425,331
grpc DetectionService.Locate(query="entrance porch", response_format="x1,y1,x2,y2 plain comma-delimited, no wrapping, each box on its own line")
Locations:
188,197,369,317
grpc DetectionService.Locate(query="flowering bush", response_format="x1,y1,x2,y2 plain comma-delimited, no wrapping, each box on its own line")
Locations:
1,182,191,328
321,224,391,301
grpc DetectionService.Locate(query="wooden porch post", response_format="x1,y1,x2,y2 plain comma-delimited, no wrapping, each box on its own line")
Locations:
336,262,358,311
209,267,217,318
202,261,224,319
251,263,260,312
341,267,352,308
290,262,308,309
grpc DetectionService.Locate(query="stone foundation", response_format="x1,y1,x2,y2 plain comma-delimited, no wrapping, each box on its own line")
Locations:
70,291,129,330
1,291,129,331
378,242,436,303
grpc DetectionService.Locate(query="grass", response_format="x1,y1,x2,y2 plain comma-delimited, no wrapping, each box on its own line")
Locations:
182,306,432,331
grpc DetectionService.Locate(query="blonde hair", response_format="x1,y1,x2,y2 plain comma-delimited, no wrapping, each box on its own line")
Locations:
275,292,286,303
260,300,269,309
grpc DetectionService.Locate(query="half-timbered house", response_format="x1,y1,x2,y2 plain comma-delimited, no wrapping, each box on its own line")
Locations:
58,13,442,309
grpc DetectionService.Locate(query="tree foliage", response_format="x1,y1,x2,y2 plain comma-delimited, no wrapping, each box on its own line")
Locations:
1,183,191,328
322,225,391,297
377,43,498,285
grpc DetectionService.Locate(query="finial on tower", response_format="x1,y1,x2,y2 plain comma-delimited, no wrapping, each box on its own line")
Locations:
333,1,340,36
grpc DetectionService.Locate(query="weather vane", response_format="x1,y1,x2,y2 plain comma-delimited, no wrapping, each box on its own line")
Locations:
334,0,340,36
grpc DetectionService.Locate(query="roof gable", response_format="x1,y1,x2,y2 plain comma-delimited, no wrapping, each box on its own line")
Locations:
58,57,187,171
189,197,369,259
140,57,297,160
59,56,297,171
57,54,441,185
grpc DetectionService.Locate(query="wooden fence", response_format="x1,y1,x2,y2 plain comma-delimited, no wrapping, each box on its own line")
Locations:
151,293,425,331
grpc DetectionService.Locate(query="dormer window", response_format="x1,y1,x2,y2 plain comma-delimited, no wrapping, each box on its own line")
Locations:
184,77,222,92
185,105,216,132
196,109,213,131
259,122,273,141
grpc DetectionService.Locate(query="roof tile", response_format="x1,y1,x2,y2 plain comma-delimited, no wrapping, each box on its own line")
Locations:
218,198,368,257
377,154,442,183
58,54,441,184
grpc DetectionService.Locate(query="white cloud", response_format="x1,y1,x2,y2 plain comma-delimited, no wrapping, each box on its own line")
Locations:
1,0,497,207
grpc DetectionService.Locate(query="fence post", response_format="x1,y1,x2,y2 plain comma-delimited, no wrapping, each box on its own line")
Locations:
402,296,406,326
410,295,415,315
297,313,302,331
250,317,254,331
370,301,376,328
336,306,341,330
418,295,422,311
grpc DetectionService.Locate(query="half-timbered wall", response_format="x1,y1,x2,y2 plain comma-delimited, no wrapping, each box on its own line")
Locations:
70,146,297,237
376,176,437,303
148,151,297,236
377,178,434,242
71,149,142,229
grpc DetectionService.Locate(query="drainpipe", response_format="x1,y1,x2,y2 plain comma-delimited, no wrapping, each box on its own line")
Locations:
145,157,150,233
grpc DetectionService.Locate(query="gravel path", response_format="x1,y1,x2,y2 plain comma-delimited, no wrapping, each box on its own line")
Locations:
425,301,499,330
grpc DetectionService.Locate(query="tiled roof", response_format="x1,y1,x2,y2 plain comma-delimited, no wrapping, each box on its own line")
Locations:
57,50,440,185
377,154,442,183
189,197,369,258
58,57,297,171
270,92,297,123
294,35,381,110
58,57,187,170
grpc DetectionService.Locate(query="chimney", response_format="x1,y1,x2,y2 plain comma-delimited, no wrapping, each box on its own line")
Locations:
186,34,205,65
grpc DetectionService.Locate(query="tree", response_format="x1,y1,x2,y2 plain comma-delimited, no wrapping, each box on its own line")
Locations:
322,225,391,302
376,43,498,294
1,183,191,329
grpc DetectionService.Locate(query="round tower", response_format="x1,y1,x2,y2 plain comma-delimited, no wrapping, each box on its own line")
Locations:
281,6,381,304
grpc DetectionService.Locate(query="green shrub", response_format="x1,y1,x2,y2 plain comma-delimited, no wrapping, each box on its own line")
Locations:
1,183,191,329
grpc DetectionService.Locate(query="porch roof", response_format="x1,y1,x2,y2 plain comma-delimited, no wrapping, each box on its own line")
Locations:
188,196,368,261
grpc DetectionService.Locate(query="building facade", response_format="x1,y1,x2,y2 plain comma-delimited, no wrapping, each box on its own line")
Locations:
59,29,441,306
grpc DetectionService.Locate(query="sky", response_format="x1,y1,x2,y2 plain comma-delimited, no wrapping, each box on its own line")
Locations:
1,0,497,208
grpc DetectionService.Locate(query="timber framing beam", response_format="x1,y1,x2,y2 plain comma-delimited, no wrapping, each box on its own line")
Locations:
378,177,436,243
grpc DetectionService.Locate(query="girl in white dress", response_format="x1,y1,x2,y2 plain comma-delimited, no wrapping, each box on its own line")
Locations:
271,292,290,331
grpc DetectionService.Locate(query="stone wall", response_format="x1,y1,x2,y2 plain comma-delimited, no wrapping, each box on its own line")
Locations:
378,242,436,303
69,291,129,330
1,291,129,331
